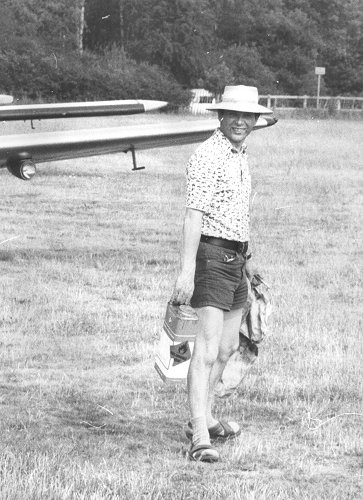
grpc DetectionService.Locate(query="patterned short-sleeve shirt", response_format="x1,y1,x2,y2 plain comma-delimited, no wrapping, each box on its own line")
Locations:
186,128,251,242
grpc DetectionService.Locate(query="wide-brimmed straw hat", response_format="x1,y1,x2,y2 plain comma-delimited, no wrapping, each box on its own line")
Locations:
207,85,272,114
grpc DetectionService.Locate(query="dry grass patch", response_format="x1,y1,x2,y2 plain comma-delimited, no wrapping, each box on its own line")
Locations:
0,115,362,498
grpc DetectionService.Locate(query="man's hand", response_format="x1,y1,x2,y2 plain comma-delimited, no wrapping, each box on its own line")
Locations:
171,269,195,305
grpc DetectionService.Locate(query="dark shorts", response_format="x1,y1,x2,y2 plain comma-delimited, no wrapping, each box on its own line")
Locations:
190,241,248,311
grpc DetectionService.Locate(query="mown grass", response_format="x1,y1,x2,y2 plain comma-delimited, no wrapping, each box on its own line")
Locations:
0,114,362,499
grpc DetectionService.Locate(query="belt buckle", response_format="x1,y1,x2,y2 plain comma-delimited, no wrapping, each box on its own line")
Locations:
223,254,236,263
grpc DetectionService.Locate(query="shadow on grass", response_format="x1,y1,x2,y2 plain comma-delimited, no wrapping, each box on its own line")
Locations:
44,383,187,454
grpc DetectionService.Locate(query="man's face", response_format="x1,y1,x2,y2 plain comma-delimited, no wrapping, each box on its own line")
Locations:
219,111,258,149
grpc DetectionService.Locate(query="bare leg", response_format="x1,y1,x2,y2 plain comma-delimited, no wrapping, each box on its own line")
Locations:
206,308,243,427
187,306,224,445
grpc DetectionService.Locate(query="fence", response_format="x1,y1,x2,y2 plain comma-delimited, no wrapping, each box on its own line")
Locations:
260,95,363,111
189,89,363,115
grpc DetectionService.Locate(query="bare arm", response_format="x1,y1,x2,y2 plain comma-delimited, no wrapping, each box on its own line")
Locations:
171,207,203,305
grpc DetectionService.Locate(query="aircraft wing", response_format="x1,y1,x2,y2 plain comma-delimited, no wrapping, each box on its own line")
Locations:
0,115,277,179
0,100,167,121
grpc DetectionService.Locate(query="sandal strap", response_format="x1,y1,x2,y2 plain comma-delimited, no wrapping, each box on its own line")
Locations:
209,420,233,435
189,444,219,462
209,420,240,437
185,419,241,440
191,444,212,453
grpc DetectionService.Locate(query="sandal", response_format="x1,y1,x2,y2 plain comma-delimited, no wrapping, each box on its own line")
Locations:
188,444,219,462
185,420,241,441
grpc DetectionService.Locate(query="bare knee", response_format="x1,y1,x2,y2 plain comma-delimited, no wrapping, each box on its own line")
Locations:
191,306,224,368
192,342,219,369
217,342,239,365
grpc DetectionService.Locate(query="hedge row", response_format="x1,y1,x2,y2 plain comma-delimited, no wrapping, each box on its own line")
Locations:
0,46,191,107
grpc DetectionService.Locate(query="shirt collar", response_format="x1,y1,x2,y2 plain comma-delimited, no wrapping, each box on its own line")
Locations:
214,128,247,155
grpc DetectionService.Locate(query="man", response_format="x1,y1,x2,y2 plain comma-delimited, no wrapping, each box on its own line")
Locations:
171,85,273,462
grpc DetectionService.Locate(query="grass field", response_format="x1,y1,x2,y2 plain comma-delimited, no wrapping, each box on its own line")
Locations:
0,114,362,499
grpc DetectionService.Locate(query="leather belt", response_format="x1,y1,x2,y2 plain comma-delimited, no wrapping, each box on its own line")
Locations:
200,235,248,254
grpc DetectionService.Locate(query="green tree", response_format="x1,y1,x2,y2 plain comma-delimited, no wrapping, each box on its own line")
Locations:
211,0,324,94
310,0,363,95
82,0,363,95
121,0,214,86
1,0,81,53
2,0,362,100
84,0,120,50
203,57,235,95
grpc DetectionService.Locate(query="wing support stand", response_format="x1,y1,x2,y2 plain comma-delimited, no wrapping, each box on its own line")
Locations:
124,145,145,171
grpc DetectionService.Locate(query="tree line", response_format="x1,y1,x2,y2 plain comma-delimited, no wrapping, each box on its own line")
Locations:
1,0,362,104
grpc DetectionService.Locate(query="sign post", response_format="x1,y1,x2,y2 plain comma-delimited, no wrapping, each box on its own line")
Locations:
315,67,325,109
